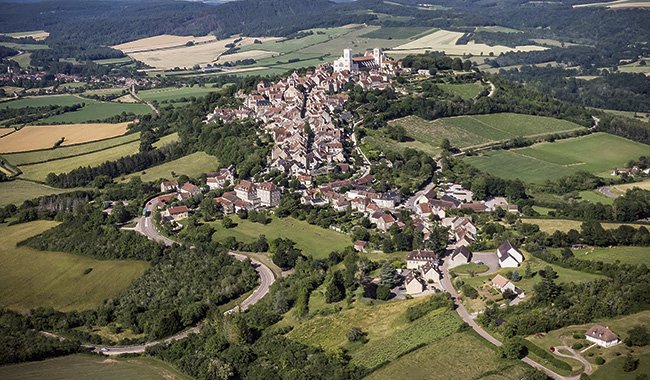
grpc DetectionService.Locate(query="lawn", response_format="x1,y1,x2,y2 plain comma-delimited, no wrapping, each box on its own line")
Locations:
387,113,584,155
367,331,526,380
465,133,650,183
0,221,149,312
2,132,141,166
211,215,351,259
18,133,178,181
551,246,650,266
577,190,614,205
120,151,219,182
437,82,484,100
0,354,190,380
0,179,78,206
523,218,647,234
450,262,489,275
136,85,221,102
592,352,650,380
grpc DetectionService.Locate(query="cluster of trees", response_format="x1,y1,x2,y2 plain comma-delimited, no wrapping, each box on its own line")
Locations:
369,148,437,195
541,189,650,223
524,220,650,249
0,104,84,127
400,53,472,73
596,114,650,145
0,45,18,59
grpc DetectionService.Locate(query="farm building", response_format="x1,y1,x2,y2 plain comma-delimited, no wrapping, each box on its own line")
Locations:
585,325,620,348
354,240,368,252
497,241,524,268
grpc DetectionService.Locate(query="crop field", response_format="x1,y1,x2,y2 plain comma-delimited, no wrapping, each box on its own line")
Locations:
121,151,218,182
523,218,647,233
392,29,545,56
437,82,484,99
0,180,77,206
17,133,178,181
359,26,436,39
0,354,191,380
465,133,650,183
367,332,526,380
298,25,408,56
387,113,584,155
0,221,149,312
211,215,350,259
1,30,49,40
112,34,217,54
238,27,353,55
0,122,131,153
551,246,650,266
2,132,140,166
214,49,277,64
617,59,650,74
137,85,221,102
39,102,151,123
574,0,650,8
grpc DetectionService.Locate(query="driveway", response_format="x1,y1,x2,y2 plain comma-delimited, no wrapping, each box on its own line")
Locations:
471,252,499,275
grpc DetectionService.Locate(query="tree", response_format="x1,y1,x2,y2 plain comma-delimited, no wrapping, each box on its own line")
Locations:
346,327,367,343
271,238,301,269
626,325,650,347
222,216,235,228
376,285,391,300
623,354,639,372
499,338,527,359
325,270,345,303
440,138,453,152
379,263,401,288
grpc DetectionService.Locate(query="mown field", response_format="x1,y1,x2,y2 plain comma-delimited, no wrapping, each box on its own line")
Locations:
120,151,218,182
551,246,650,266
367,331,526,380
0,354,191,380
17,133,178,182
523,218,647,234
211,215,350,259
465,133,650,183
612,179,650,194
382,113,584,156
0,221,149,312
0,179,78,207
0,122,131,153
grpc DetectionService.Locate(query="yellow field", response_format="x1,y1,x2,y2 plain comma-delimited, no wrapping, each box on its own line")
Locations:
112,34,217,54
115,94,139,103
125,36,279,69
2,30,49,40
0,122,131,153
215,49,277,63
574,0,650,8
393,29,545,56
523,218,648,234
612,179,650,194
0,129,13,138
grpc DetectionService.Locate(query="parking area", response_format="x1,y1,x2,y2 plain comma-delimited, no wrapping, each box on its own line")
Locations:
471,251,499,275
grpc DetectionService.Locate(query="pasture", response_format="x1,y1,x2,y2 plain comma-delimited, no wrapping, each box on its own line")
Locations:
465,133,650,183
9,52,31,68
17,133,178,181
0,179,77,207
0,122,131,153
137,85,221,102
0,354,191,380
211,215,350,259
475,26,521,33
2,132,140,166
120,151,218,182
552,246,650,266
0,221,149,312
392,29,545,56
523,218,647,233
387,113,584,155
367,332,526,380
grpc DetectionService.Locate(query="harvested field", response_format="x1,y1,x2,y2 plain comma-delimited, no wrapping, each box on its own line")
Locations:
0,122,131,153
1,30,49,40
393,29,545,56
573,0,650,8
112,34,217,54
215,49,277,64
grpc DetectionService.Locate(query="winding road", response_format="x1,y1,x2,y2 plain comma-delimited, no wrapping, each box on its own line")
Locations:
440,260,581,380
87,196,276,355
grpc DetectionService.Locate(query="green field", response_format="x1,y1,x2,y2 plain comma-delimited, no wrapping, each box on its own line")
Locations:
384,113,584,156
552,246,650,266
1,95,85,108
475,25,522,33
592,352,650,380
211,215,350,259
9,52,31,68
367,332,525,380
121,151,219,182
359,26,436,40
2,132,141,166
137,85,221,102
437,82,484,100
0,179,78,206
18,133,178,181
577,190,614,205
0,354,190,380
0,42,49,51
0,221,149,312
465,133,650,183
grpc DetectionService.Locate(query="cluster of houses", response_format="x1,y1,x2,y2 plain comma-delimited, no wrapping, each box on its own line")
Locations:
414,184,518,220
156,180,203,222
206,52,394,178
215,180,282,213
403,250,442,295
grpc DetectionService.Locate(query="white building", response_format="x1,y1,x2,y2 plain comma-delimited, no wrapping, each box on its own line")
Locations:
448,246,472,268
333,48,385,73
407,250,438,270
585,325,620,348
497,241,524,268
257,182,281,208
404,272,426,294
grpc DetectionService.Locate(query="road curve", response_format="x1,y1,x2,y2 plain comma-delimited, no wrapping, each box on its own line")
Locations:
440,260,580,380
89,196,276,355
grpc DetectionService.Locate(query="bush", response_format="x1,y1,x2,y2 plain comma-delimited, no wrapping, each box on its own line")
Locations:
595,356,605,365
572,342,584,350
461,284,478,299
376,285,391,300
623,354,638,372
346,327,368,343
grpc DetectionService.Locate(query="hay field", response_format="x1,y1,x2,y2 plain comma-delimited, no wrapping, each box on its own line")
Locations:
574,0,650,8
112,34,217,54
1,30,49,40
215,49,276,64
127,36,279,69
0,180,76,206
0,122,131,153
393,29,545,56
120,151,218,182
0,221,149,312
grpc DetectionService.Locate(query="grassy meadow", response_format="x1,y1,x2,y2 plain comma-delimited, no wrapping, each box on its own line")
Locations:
0,354,191,380
0,179,78,206
465,133,650,183
120,151,219,182
0,221,149,312
551,246,650,266
211,215,350,259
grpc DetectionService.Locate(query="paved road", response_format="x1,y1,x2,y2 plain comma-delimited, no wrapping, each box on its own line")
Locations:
553,345,593,375
404,182,436,212
440,259,580,380
81,195,276,355
598,185,618,199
